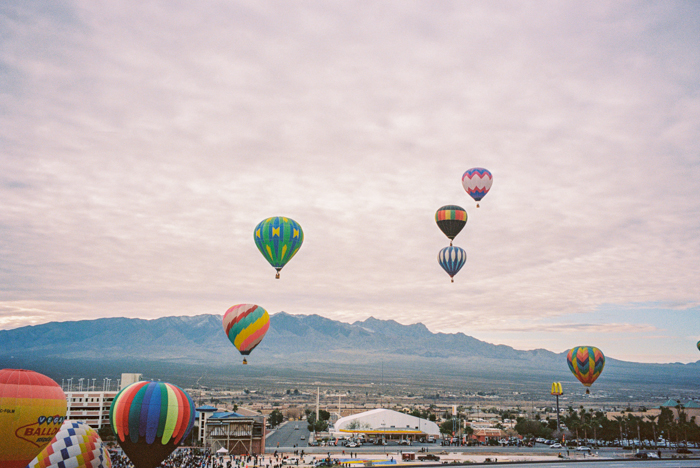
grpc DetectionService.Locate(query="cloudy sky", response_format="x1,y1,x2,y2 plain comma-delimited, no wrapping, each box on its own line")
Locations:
2,1,699,364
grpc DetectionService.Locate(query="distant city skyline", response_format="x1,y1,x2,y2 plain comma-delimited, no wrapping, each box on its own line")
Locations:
1,1,699,363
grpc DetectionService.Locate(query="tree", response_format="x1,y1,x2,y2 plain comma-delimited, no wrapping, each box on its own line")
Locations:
319,409,331,421
440,420,455,436
514,418,552,439
308,419,329,432
268,409,284,428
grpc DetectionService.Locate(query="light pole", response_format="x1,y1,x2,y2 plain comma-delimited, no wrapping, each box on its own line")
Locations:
551,382,563,439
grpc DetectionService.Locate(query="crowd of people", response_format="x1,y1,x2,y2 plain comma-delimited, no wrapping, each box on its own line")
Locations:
108,448,213,468
106,448,320,468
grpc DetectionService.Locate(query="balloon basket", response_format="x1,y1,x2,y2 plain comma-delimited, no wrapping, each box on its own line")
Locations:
451,278,454,283
585,389,590,395
476,203,480,208
275,272,280,279
243,358,248,365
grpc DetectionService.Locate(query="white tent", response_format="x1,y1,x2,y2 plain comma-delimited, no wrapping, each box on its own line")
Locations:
216,447,229,454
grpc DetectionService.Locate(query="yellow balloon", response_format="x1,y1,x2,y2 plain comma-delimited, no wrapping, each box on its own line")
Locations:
0,369,67,468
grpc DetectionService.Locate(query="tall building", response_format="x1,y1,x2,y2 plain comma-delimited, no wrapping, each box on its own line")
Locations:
65,390,117,429
64,372,142,429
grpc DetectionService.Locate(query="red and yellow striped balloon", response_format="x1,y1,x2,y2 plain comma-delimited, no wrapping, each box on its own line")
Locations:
223,304,270,364
0,369,67,468
110,381,194,468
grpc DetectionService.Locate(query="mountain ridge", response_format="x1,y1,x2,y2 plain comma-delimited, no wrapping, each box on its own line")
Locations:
1,313,698,394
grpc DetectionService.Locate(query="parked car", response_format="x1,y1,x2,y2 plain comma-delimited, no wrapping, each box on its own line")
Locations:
634,452,659,459
549,443,562,449
576,446,591,452
417,454,440,461
398,440,411,446
677,448,692,454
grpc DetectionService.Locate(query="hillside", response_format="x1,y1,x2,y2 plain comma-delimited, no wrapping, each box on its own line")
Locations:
1,313,698,397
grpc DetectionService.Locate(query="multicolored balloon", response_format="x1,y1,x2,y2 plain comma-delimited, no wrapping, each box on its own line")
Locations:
0,369,67,468
254,216,304,279
438,246,466,283
566,346,605,394
462,168,493,207
27,420,111,468
223,304,270,365
435,205,467,245
697,340,699,352
110,381,195,468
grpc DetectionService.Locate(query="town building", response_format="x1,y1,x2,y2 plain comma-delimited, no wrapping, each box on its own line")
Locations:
332,408,440,442
63,372,141,429
204,412,267,454
65,390,118,428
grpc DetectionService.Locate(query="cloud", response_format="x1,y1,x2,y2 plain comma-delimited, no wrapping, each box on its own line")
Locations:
1,1,699,362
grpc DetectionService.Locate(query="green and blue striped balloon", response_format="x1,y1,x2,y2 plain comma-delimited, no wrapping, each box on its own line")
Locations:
254,216,304,278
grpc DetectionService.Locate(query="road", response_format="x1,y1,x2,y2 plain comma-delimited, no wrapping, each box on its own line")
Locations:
266,421,312,450
264,434,699,467
482,460,700,468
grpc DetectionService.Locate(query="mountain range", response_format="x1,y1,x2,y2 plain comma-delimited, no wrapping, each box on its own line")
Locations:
1,313,698,397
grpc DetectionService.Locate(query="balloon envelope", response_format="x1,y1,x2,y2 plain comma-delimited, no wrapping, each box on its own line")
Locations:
0,369,67,468
27,420,111,468
462,168,493,205
435,205,467,243
566,346,605,392
110,381,195,468
223,304,270,361
254,216,304,278
438,246,466,282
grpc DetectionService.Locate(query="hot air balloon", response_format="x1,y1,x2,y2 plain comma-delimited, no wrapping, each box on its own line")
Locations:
254,216,304,279
110,381,195,468
462,168,493,207
697,340,699,352
223,304,270,365
438,246,466,283
0,369,67,468
435,205,467,245
566,346,605,394
27,420,111,468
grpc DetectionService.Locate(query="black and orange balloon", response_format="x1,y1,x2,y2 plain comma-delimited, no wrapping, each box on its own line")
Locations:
435,205,467,246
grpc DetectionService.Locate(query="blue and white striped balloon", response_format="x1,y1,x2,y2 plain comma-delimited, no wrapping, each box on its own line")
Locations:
438,246,467,282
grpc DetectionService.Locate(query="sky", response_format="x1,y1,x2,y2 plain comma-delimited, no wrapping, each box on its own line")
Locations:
1,1,699,364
